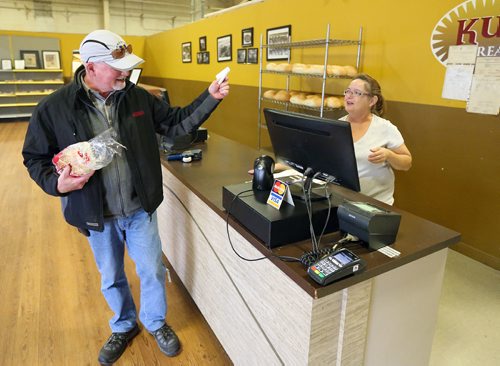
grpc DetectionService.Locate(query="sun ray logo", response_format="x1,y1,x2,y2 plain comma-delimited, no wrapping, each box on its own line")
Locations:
430,0,499,66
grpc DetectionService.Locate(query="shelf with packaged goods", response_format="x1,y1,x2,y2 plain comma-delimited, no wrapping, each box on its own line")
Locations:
257,24,362,148
0,69,64,119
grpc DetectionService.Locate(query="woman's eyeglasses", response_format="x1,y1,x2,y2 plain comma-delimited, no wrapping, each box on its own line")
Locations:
344,89,371,97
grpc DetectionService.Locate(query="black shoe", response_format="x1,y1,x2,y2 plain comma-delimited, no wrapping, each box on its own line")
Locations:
98,324,140,365
150,323,181,357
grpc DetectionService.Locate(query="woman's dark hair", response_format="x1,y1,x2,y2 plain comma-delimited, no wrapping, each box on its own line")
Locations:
354,73,386,116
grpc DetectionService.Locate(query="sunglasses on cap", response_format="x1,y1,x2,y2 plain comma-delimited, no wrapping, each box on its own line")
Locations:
82,39,133,62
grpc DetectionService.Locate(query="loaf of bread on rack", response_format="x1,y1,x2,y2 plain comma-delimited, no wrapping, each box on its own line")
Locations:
266,63,278,71
263,89,277,99
291,63,308,74
307,64,325,75
303,95,322,107
327,65,347,76
324,96,344,109
273,90,291,102
289,93,307,105
275,63,292,72
343,65,358,77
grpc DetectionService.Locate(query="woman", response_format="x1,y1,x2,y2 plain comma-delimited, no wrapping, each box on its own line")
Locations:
341,74,412,205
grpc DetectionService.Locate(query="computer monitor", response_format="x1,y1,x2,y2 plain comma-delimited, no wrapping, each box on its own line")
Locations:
263,108,360,194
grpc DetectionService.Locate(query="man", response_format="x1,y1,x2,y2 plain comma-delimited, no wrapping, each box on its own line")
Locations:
22,29,229,365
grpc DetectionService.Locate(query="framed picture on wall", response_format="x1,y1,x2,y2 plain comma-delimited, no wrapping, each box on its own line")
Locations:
42,50,61,69
202,51,210,64
242,27,253,47
247,48,258,64
199,36,207,51
182,42,192,63
237,49,247,64
266,25,291,60
20,50,41,69
14,59,25,70
217,34,232,62
1,59,12,70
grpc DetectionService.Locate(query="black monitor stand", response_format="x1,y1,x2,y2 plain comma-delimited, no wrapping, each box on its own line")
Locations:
288,175,329,202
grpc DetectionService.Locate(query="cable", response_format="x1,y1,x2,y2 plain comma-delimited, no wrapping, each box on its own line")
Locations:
313,176,333,248
225,189,269,262
298,233,360,268
224,179,351,267
300,171,333,253
299,247,337,268
225,189,300,264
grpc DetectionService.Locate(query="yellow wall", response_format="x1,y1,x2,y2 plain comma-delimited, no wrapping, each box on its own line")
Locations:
142,0,498,108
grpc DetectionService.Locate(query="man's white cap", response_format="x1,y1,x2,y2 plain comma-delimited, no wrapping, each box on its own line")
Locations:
79,29,144,71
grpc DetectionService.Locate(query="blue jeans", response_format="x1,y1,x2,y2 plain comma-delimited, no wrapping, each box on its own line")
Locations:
87,209,167,333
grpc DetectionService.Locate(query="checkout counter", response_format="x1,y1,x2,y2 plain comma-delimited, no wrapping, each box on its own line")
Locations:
157,133,460,366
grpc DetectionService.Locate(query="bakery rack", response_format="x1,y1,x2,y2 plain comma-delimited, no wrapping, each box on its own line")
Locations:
257,24,363,149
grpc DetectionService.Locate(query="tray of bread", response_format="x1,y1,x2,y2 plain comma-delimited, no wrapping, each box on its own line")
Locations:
262,89,345,110
264,62,357,78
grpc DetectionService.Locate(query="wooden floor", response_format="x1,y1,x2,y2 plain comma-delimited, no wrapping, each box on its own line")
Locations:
0,121,231,365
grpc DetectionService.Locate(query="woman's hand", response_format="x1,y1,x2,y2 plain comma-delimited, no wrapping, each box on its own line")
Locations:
369,144,412,171
368,146,389,164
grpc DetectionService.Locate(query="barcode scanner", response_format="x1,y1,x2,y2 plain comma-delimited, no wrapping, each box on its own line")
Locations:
252,155,275,191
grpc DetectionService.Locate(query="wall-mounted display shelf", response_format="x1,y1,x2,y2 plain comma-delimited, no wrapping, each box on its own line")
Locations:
0,69,63,119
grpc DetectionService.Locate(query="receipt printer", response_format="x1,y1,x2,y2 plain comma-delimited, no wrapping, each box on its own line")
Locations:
337,201,401,250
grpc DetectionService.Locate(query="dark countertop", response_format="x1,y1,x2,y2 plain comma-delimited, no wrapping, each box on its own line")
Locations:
160,133,461,298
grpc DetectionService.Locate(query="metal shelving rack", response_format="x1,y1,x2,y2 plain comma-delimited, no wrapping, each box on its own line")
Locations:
257,24,363,149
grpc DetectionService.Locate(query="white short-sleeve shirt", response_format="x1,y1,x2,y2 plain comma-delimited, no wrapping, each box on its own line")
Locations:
340,114,404,205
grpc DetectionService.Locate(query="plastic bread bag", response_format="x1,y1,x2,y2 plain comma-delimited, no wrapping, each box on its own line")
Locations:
52,128,126,177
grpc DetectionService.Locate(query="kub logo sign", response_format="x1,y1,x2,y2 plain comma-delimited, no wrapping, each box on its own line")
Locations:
430,0,500,65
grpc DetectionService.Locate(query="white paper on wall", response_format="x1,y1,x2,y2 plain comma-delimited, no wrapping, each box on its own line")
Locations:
441,45,478,101
441,64,475,100
466,74,500,115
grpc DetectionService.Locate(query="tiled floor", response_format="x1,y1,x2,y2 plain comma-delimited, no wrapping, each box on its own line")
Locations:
429,249,500,366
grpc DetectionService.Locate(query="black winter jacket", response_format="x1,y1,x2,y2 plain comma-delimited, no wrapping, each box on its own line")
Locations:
22,66,220,232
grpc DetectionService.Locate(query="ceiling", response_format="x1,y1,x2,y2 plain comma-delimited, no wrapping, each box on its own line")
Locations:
0,0,250,34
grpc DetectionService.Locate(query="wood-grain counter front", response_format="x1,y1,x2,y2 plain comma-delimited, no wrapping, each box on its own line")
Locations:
157,133,460,366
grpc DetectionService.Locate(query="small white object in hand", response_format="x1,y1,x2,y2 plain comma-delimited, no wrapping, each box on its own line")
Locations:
216,66,230,85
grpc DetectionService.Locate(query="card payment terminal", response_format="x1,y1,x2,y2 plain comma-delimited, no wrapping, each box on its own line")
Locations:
307,248,366,286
